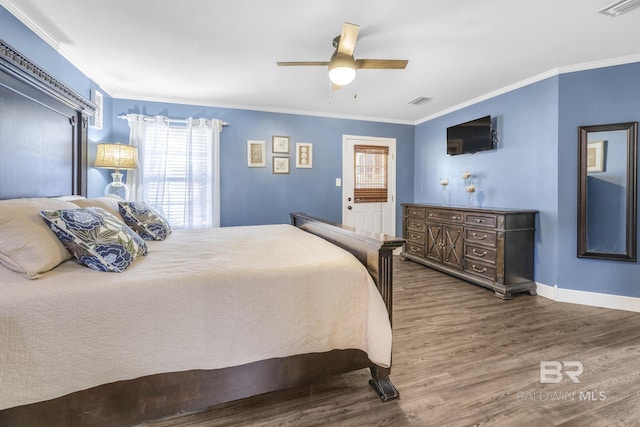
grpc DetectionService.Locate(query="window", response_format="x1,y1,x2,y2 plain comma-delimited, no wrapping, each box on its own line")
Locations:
143,123,212,228
124,114,223,229
353,145,389,203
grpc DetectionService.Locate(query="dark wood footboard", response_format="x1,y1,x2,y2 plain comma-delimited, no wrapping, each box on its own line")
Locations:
0,350,376,427
290,212,405,324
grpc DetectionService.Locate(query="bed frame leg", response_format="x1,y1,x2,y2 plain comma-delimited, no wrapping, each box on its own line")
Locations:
368,366,400,402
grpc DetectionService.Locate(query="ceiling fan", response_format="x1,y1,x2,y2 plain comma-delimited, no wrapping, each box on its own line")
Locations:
277,22,408,87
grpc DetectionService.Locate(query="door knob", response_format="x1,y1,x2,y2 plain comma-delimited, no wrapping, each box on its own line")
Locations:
347,205,352,210
348,197,352,201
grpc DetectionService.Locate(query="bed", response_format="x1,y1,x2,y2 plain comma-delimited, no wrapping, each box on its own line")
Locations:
0,39,404,426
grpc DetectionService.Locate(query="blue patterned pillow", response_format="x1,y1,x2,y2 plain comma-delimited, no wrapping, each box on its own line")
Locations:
118,202,172,241
40,207,148,273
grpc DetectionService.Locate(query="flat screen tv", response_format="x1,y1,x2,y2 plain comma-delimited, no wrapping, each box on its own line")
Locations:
447,115,494,155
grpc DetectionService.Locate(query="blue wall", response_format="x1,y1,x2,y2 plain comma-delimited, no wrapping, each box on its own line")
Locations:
1,5,414,236
111,100,414,231
415,62,640,298
557,63,640,297
415,78,560,287
0,5,114,196
3,4,639,298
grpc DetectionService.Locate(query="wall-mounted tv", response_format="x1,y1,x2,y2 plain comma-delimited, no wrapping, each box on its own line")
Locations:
446,115,494,155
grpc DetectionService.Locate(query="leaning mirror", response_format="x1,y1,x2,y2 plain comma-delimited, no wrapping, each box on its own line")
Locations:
578,122,637,261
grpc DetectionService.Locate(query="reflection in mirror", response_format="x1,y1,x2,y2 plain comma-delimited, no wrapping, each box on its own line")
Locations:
578,122,637,261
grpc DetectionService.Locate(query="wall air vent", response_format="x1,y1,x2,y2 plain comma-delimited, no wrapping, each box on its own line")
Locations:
408,96,432,105
598,0,640,16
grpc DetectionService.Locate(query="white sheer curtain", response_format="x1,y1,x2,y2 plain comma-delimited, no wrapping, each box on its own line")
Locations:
123,114,222,228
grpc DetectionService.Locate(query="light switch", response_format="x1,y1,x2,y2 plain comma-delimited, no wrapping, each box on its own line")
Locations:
335,178,342,187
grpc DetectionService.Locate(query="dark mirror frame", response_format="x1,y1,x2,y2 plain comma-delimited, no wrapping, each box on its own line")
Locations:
578,122,638,261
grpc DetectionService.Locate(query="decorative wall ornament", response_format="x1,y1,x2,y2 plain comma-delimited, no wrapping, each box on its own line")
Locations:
273,156,290,174
296,142,313,168
90,89,104,129
272,135,290,153
247,140,266,167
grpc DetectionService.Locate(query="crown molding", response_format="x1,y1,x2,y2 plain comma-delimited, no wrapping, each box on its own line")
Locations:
415,54,640,125
0,0,114,95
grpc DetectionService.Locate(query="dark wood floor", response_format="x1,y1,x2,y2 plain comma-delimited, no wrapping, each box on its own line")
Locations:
143,258,640,427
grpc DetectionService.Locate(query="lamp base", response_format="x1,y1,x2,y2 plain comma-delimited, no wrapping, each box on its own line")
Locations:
104,172,129,200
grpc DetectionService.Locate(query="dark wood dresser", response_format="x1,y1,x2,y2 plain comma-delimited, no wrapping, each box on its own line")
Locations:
401,204,538,299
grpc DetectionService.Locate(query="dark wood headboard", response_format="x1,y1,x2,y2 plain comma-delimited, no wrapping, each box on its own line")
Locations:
0,39,95,200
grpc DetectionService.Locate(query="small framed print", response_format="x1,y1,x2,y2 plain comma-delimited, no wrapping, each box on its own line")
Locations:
247,140,266,167
90,89,104,129
296,142,313,168
587,140,605,173
272,135,290,153
273,156,290,174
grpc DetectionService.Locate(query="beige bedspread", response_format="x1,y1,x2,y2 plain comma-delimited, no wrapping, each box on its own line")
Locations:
0,224,392,410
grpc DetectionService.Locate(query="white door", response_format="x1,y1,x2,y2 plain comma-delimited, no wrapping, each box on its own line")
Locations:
342,135,396,235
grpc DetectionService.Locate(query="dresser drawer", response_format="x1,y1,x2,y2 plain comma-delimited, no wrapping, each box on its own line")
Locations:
406,218,426,232
465,228,497,246
464,259,497,281
464,243,497,264
406,207,426,218
406,230,425,245
426,209,463,223
465,212,498,228
405,243,425,258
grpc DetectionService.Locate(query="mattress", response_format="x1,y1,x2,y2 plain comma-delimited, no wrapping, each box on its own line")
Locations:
0,224,392,410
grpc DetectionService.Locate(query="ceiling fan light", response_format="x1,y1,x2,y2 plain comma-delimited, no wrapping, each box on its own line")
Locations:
329,66,356,85
328,52,357,85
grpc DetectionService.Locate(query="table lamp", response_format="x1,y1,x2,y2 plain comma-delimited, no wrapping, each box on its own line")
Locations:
94,143,139,200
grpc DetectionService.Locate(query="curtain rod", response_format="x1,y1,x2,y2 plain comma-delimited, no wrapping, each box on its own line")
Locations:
118,114,229,127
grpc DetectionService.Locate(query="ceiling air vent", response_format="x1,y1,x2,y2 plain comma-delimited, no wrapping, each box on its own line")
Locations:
598,0,640,16
408,96,432,106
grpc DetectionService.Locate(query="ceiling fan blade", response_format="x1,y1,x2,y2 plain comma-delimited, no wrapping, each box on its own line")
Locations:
277,61,330,66
337,22,359,56
355,59,408,69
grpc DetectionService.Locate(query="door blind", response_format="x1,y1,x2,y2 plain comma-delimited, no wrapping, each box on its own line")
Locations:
354,144,389,203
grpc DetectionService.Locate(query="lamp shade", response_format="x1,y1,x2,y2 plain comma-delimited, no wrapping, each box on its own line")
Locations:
95,143,139,170
328,52,357,86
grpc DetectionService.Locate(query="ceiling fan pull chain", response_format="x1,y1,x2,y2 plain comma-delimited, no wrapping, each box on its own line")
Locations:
353,77,357,99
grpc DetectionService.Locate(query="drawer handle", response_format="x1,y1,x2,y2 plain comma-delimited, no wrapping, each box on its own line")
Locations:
428,213,436,217
451,216,461,220
411,246,420,253
411,234,420,239
471,264,487,273
472,249,487,257
472,232,488,240
411,222,421,227
474,218,486,223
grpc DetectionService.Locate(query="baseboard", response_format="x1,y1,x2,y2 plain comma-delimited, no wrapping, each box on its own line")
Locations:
536,282,640,313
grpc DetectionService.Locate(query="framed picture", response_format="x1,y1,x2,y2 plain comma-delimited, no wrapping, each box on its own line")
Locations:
247,140,266,167
296,142,313,168
272,156,290,174
587,140,605,173
272,135,290,153
90,89,104,129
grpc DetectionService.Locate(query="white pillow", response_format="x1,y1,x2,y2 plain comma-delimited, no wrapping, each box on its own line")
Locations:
0,198,78,279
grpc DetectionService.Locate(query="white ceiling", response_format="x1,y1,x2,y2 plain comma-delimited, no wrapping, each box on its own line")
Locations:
3,0,640,124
